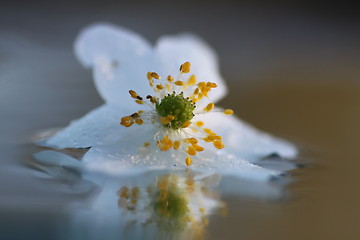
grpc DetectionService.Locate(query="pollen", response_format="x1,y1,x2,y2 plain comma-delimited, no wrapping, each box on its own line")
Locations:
224,109,234,115
180,62,191,73
185,156,192,166
120,61,232,167
196,121,204,127
204,103,215,112
213,140,224,149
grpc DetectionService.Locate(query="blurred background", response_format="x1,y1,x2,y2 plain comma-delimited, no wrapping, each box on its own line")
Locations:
0,1,359,239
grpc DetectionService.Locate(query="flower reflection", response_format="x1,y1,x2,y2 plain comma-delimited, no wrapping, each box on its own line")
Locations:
117,171,226,239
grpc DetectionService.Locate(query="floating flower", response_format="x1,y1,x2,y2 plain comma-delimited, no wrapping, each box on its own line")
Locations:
42,23,298,180
120,61,234,166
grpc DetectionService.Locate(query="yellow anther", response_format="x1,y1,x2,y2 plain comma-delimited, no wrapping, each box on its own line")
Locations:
224,109,234,115
213,140,224,149
209,82,217,88
144,142,150,147
129,90,138,99
120,116,134,127
135,119,143,125
167,75,174,82
166,84,171,91
180,62,191,73
167,115,175,121
208,135,222,141
151,72,160,80
157,136,173,151
138,110,144,114
173,141,181,150
193,88,200,94
147,72,153,80
187,75,196,85
183,120,191,128
187,146,197,156
150,96,157,103
198,82,206,88
156,84,164,90
187,138,198,144
135,100,144,104
175,81,184,86
195,145,204,152
204,128,216,135
160,116,171,125
204,103,215,112
185,156,192,166
196,121,204,127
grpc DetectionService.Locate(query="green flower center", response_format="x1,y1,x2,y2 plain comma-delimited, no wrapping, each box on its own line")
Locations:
156,92,195,130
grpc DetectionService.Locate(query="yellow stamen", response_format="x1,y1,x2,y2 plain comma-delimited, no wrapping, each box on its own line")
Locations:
204,103,215,112
135,119,143,125
160,116,171,125
180,62,191,73
187,75,196,85
183,120,191,128
196,121,204,127
185,156,192,166
151,72,160,79
156,84,164,90
129,90,138,99
173,141,181,150
135,100,144,104
175,81,184,86
204,128,216,135
195,145,204,152
213,140,224,149
144,142,150,147
167,75,174,82
167,115,175,121
224,109,234,115
157,136,173,151
187,146,197,156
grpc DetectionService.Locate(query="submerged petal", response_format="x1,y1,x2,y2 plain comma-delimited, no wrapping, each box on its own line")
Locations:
75,23,153,106
45,104,132,149
155,34,227,104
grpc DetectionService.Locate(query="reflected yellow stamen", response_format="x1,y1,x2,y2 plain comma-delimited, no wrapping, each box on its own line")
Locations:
144,142,150,147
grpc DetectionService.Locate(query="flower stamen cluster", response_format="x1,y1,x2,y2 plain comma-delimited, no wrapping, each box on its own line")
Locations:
120,62,234,166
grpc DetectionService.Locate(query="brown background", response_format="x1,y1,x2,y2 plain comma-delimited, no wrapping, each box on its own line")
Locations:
0,1,359,239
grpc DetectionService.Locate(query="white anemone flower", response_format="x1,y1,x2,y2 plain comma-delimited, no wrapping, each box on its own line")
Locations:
44,23,297,181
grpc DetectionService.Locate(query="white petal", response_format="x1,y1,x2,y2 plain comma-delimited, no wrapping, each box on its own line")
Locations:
195,111,298,162
81,126,280,182
74,23,154,105
154,34,227,104
45,104,133,149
